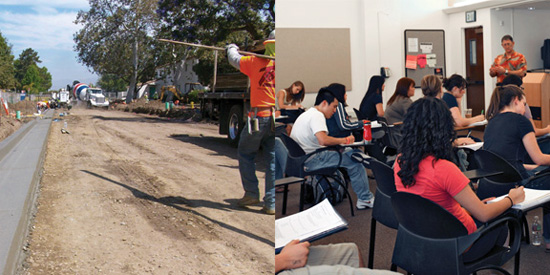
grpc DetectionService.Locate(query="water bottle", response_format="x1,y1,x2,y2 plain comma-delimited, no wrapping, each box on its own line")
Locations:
64,121,68,130
363,120,372,141
532,216,542,246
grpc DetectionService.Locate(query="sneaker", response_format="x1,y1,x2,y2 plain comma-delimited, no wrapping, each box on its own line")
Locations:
262,207,275,215
237,196,260,206
356,198,375,210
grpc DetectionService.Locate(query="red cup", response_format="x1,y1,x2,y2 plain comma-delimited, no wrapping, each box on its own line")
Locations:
363,120,372,141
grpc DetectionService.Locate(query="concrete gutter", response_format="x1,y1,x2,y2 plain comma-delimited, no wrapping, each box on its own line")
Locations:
0,110,53,275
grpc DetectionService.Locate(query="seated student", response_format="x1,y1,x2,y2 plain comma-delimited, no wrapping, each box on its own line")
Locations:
420,74,443,98
359,76,385,120
325,83,363,138
395,97,525,261
276,240,399,274
277,81,305,110
484,84,550,251
291,86,375,209
420,74,475,147
442,74,485,127
384,77,415,124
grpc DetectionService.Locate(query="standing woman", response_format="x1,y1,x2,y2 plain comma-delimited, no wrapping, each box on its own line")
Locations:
395,97,525,261
359,76,385,120
276,81,305,110
384,77,415,124
442,74,485,127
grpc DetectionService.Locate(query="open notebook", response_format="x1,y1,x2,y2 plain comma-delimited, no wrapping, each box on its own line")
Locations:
488,188,550,210
275,199,348,253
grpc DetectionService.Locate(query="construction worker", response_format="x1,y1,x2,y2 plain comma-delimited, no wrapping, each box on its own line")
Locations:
226,31,275,215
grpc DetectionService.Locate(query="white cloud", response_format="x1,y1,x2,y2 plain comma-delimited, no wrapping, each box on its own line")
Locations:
0,10,80,52
0,0,89,9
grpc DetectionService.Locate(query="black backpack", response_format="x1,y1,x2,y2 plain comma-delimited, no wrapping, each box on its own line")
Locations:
304,170,346,205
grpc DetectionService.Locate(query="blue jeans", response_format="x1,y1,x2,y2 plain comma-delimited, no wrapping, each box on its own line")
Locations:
275,137,288,180
303,148,373,201
238,116,275,209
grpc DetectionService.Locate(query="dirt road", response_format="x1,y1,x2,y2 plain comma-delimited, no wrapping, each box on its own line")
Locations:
22,108,274,274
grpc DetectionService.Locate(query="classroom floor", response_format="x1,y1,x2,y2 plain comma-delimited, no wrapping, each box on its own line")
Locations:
276,130,549,274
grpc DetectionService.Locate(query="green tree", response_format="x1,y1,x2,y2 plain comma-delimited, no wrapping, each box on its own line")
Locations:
74,0,165,103
98,73,127,92
14,48,42,89
156,0,275,84
38,66,52,91
21,65,42,94
0,31,16,89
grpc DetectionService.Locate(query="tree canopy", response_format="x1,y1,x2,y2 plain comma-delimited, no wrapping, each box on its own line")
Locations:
156,0,275,85
0,31,16,89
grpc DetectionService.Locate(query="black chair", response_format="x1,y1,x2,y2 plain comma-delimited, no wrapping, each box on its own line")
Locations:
353,108,366,121
280,133,355,216
365,157,398,270
391,192,522,275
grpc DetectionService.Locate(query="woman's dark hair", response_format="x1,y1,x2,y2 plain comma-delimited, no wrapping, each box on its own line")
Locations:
284,81,305,104
387,77,415,106
499,74,523,87
397,97,456,187
364,75,385,97
486,85,525,121
421,75,442,97
442,74,467,92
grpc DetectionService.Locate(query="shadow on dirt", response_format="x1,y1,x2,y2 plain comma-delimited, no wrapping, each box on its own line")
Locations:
81,169,273,247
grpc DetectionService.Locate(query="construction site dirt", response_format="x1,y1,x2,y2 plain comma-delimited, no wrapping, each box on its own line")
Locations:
21,106,274,274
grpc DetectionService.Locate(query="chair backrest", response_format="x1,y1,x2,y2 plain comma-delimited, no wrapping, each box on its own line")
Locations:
280,133,307,178
473,149,523,183
353,108,367,121
391,192,468,238
369,158,398,229
476,177,517,201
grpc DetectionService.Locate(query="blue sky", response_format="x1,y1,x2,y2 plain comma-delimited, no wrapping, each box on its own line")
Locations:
0,0,98,90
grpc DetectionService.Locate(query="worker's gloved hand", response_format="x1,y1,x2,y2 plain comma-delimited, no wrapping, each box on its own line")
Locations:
226,44,242,70
225,43,239,55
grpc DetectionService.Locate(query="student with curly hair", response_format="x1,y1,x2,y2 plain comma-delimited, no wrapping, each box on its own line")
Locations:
394,97,524,261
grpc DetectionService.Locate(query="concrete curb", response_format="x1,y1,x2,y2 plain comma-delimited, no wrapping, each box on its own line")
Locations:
0,110,53,275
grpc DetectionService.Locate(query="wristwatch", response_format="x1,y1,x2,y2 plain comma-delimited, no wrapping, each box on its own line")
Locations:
505,69,509,75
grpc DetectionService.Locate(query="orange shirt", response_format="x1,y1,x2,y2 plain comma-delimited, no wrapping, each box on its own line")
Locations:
240,56,275,117
492,51,527,83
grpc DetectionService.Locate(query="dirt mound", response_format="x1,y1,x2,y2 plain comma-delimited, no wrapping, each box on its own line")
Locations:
111,99,202,121
10,100,38,116
0,116,23,141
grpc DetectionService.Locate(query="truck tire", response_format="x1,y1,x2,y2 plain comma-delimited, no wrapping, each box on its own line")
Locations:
228,105,243,147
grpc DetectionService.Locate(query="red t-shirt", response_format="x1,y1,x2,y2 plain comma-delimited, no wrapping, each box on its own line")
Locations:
394,156,476,234
240,56,275,117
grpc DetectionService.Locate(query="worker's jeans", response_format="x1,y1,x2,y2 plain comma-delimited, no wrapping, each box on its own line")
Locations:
303,148,373,201
238,116,275,210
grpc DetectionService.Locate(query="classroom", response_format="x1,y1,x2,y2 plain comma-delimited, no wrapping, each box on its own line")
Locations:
274,0,550,274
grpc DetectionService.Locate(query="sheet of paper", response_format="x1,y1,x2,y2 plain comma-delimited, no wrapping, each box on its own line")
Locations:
417,54,427,68
420,42,433,53
426,53,437,67
458,142,483,151
467,119,488,127
275,199,347,250
408,38,418,52
406,55,417,70
489,188,550,210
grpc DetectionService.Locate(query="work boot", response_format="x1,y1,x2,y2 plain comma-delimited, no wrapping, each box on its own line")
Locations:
262,206,275,215
237,195,260,206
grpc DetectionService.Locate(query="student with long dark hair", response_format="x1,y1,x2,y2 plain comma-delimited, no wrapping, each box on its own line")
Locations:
384,77,415,124
484,85,550,251
442,74,485,127
395,97,525,261
359,76,385,120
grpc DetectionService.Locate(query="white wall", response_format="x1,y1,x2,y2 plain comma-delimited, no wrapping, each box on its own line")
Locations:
512,9,550,70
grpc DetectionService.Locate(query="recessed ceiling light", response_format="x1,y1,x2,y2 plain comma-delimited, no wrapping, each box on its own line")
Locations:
528,6,535,10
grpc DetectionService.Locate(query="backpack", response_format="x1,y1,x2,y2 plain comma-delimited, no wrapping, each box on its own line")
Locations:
305,170,346,205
